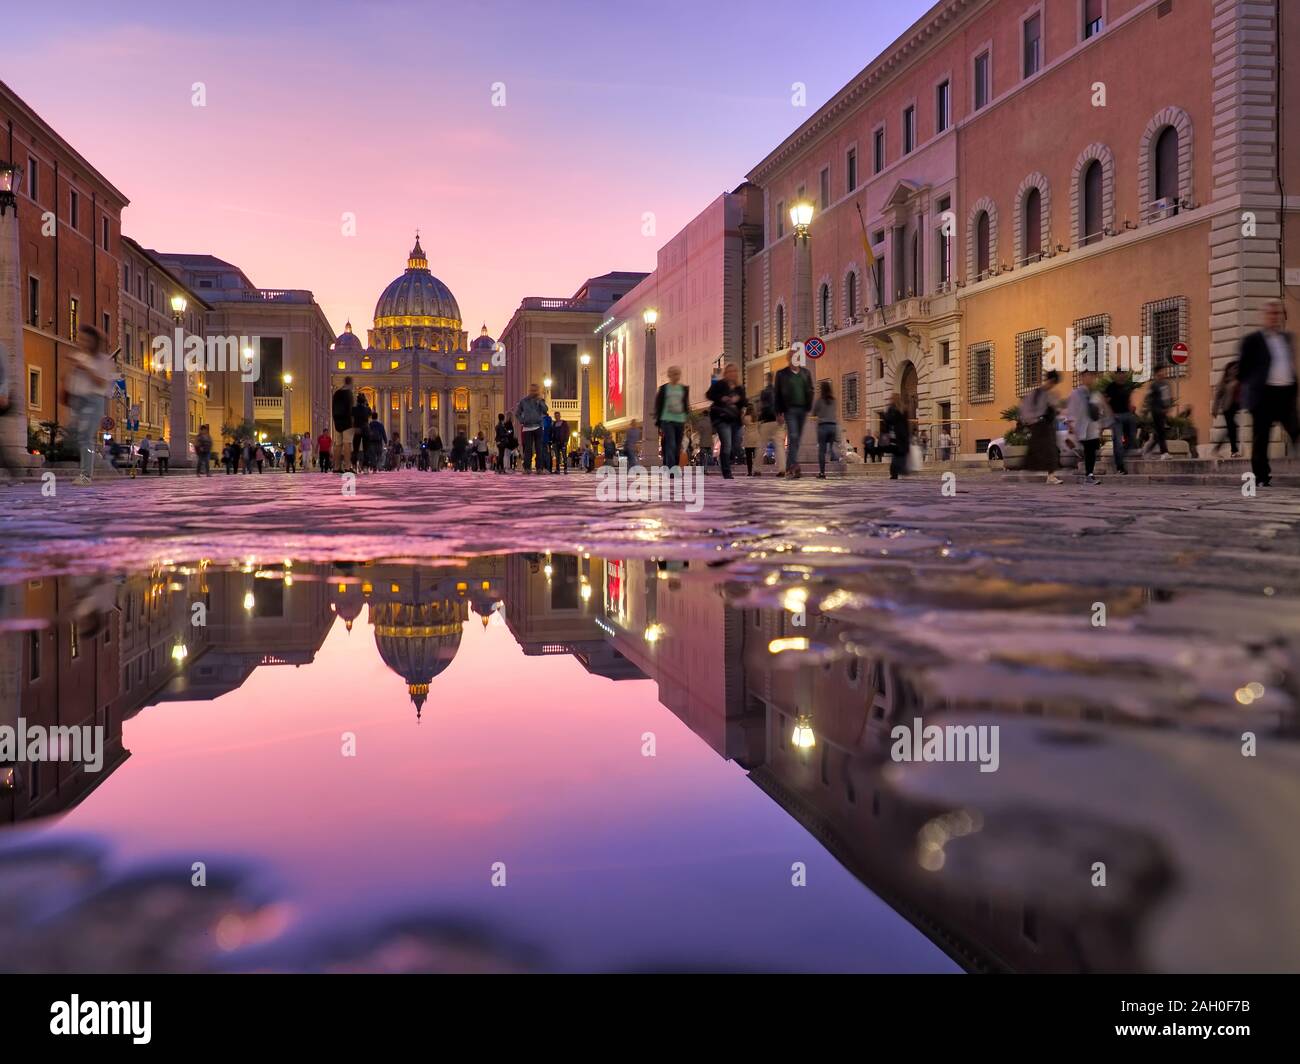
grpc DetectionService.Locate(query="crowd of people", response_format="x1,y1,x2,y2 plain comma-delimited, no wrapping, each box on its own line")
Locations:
2,303,1294,489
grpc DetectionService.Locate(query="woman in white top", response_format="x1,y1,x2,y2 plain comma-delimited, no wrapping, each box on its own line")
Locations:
1065,371,1104,484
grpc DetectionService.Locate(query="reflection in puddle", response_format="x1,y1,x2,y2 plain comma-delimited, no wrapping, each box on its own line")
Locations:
0,553,1296,972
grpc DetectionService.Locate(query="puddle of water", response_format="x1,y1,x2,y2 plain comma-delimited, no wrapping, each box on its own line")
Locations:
0,554,1296,973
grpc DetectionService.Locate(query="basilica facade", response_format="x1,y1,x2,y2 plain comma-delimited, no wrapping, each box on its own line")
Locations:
330,236,503,445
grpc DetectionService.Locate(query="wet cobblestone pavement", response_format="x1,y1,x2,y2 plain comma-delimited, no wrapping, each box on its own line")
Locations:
2,471,1299,972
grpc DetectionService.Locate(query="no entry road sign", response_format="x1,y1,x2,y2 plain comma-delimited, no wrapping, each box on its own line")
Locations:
1171,341,1189,366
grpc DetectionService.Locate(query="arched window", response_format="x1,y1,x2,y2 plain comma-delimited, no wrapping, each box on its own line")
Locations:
975,211,991,276
1024,187,1042,261
846,272,858,319
818,283,831,330
1081,160,1103,244
1154,126,1179,203
775,304,786,348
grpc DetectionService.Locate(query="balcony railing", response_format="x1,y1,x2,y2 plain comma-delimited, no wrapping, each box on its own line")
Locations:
520,297,608,313
253,396,284,416
217,288,315,304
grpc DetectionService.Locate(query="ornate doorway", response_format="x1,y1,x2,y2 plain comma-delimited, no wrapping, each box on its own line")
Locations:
898,360,918,419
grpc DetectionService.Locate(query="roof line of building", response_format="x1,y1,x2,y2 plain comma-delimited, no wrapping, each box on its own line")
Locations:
1,78,131,208
120,237,214,311
745,0,984,185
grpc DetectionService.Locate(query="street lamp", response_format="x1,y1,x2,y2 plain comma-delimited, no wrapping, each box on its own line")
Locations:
169,293,187,320
0,161,23,216
789,200,814,236
282,372,294,443
641,309,659,465
579,353,592,436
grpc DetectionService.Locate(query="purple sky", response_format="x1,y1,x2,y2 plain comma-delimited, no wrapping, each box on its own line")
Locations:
8,0,927,339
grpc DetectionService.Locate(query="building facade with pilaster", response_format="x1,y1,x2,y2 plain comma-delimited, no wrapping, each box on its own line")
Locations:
743,0,1298,457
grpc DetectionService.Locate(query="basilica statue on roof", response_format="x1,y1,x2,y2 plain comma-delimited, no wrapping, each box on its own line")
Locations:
329,235,503,445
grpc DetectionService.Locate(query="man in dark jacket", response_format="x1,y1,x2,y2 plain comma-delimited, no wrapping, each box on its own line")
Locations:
882,394,911,480
552,415,571,473
774,362,814,478
351,394,372,471
1238,300,1297,487
332,377,355,473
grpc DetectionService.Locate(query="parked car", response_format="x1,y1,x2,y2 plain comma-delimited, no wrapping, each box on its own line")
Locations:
987,419,1073,467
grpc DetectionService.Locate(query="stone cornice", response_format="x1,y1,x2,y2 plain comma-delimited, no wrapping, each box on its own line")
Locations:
747,0,985,185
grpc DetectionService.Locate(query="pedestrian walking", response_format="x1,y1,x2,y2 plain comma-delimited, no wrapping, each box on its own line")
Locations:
1142,367,1173,459
705,362,746,480
284,435,297,472
65,325,115,485
494,413,510,473
756,372,783,476
194,425,213,476
515,384,548,473
653,366,689,470
774,360,813,478
741,408,759,476
138,435,152,475
1066,371,1103,483
153,437,170,475
316,428,333,473
812,379,838,479
1212,360,1242,457
881,394,911,481
1103,370,1137,475
430,432,444,471
1238,299,1298,487
1021,370,1063,484
332,377,356,473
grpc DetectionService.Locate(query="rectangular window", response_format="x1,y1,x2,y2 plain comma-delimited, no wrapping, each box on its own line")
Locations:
102,312,110,337
968,342,994,403
1084,0,1104,39
846,148,857,193
753,322,761,358
27,156,38,203
842,372,861,420
28,367,40,410
102,216,110,250
819,167,830,210
776,200,784,239
68,296,79,339
1023,13,1042,78
936,80,950,133
974,51,991,110
941,340,951,366
27,276,38,326
1073,313,1111,387
1143,297,1188,377
28,630,40,681
903,106,916,154
873,128,885,173
69,189,79,230
1016,328,1046,395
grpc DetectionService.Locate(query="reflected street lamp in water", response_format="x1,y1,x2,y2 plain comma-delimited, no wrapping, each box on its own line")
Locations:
792,711,816,750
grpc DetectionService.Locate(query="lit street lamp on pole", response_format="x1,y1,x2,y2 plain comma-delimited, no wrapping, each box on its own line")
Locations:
169,294,191,467
282,372,294,449
789,199,819,466
579,353,591,437
641,307,658,465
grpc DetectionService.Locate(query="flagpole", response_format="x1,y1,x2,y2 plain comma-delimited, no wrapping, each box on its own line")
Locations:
856,201,885,326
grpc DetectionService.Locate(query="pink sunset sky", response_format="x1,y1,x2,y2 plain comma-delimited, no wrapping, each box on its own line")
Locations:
8,0,924,340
